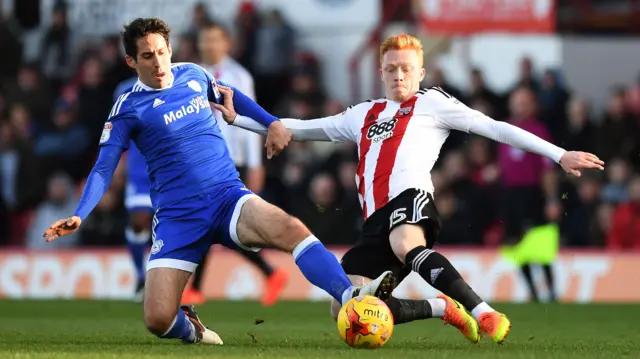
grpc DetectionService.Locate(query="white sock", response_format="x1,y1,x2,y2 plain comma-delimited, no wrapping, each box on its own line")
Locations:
471,302,495,321
427,298,447,318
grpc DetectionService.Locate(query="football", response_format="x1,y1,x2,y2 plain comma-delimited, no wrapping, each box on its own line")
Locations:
337,295,394,349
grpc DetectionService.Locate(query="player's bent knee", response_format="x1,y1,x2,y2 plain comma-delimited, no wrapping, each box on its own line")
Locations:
389,224,427,264
144,310,176,336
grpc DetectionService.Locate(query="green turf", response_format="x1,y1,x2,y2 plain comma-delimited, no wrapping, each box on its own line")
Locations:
0,300,638,359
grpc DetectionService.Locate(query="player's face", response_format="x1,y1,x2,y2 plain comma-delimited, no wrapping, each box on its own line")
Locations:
380,50,425,102
126,33,173,89
198,28,230,64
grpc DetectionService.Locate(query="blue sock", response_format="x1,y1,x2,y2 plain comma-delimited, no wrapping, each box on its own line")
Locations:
126,227,149,282
293,236,353,304
159,309,195,341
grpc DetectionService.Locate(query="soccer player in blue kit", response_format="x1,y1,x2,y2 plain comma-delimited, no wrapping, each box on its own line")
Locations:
42,18,395,345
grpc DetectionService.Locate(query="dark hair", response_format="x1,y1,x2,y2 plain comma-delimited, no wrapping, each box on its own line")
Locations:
121,18,171,59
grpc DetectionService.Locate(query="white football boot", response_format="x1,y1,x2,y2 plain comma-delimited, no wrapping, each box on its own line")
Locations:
348,270,396,303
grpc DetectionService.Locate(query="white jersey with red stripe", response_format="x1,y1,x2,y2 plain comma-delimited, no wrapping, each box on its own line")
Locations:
231,87,567,220
343,92,444,219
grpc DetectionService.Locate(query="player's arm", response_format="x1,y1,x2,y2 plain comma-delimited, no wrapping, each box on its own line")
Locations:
232,114,353,142
427,89,604,176
198,65,278,128
43,108,136,242
213,84,357,142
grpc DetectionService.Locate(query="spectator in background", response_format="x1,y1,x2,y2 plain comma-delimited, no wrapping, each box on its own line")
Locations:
174,34,199,63
499,86,555,244
538,69,570,142
34,100,90,181
253,9,295,112
233,0,259,74
8,103,34,139
100,36,133,93
75,56,113,141
465,136,500,243
4,64,53,129
40,1,74,93
274,66,327,119
562,97,597,153
292,172,347,245
607,175,640,250
78,188,126,247
598,87,639,164
624,72,640,117
511,56,540,94
601,158,631,205
435,189,473,244
2,105,42,212
595,204,614,246
335,159,362,242
185,2,212,41
561,174,604,247
468,68,502,118
25,172,79,249
0,7,23,83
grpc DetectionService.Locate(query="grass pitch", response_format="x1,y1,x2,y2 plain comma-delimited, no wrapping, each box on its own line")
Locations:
0,300,638,359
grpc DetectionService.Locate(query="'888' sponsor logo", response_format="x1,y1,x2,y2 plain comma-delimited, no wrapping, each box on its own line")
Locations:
366,118,398,143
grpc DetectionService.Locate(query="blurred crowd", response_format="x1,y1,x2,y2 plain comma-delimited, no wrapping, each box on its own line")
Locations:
0,1,639,250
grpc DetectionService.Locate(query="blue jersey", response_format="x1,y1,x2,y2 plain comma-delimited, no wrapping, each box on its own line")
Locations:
100,63,239,209
74,62,278,269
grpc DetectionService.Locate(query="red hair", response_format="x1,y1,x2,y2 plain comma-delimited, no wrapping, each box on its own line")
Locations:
379,34,424,66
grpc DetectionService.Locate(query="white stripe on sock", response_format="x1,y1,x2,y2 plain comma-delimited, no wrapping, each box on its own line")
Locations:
471,302,495,321
292,235,320,262
412,249,433,272
427,298,446,318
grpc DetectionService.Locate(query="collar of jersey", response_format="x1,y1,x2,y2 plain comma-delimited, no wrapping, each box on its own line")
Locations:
134,73,175,92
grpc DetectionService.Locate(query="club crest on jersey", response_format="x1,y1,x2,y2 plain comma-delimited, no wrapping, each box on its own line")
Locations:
396,106,413,116
366,118,398,143
187,80,202,93
99,122,112,144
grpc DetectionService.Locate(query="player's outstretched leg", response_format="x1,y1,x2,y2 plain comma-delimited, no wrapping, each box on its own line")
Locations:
391,224,511,344
126,210,152,302
233,197,396,305
329,275,480,344
144,267,223,345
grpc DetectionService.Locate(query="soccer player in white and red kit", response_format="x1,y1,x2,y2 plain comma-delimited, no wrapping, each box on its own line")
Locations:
215,34,605,344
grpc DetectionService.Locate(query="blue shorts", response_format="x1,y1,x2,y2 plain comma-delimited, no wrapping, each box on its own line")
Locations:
125,178,153,213
146,183,259,273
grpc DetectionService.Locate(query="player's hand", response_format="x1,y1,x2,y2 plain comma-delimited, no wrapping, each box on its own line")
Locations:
559,151,605,177
265,121,292,159
211,85,237,124
43,216,82,242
